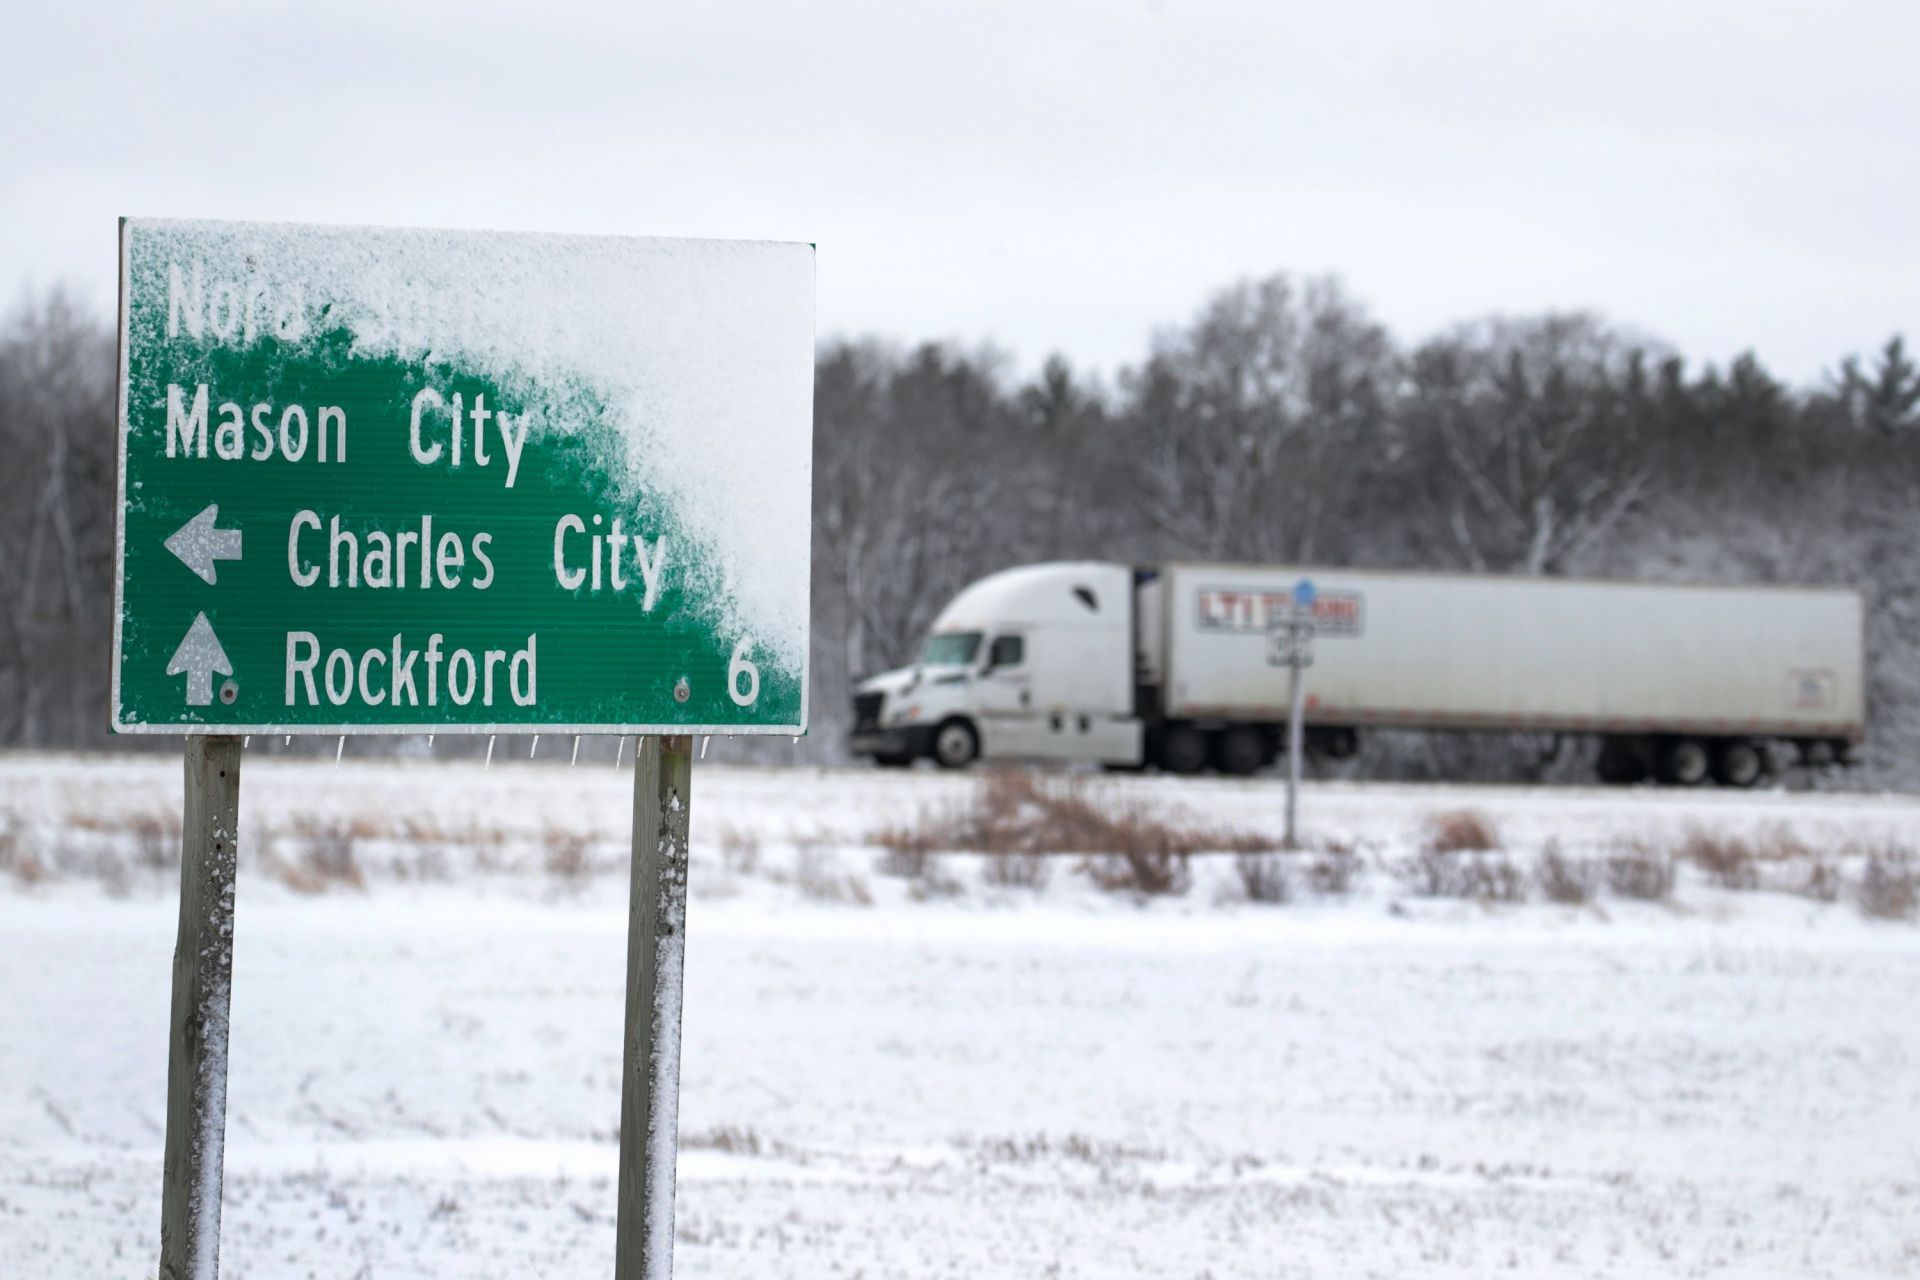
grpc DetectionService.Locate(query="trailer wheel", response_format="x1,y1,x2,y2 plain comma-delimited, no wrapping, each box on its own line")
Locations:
1657,737,1712,787
1158,725,1210,775
931,719,979,770
1596,737,1649,785
1215,727,1267,776
1712,739,1767,788
1309,726,1360,760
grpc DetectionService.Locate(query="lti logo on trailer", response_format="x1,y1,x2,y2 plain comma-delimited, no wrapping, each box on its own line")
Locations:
1195,585,1364,637
111,218,815,735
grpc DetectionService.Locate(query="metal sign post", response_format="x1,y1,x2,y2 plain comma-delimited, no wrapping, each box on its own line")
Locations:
115,219,815,1278
1270,578,1316,848
157,736,242,1280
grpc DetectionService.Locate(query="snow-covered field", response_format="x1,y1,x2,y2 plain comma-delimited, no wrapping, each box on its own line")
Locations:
4,753,1920,1277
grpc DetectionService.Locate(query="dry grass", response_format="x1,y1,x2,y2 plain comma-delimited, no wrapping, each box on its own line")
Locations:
886,768,1277,857
904,856,965,901
680,1125,768,1157
788,826,842,855
870,815,939,859
1796,856,1843,903
1677,828,1761,891
542,826,596,886
96,847,130,897
386,814,508,877
794,847,873,906
980,849,1051,891
1234,852,1292,904
452,819,509,873
1605,839,1676,902
1405,846,1527,903
1423,809,1500,854
1752,824,1814,863
872,838,963,897
875,845,935,880
963,1132,1165,1170
716,825,761,876
1408,817,1521,902
273,813,366,893
1856,844,1918,921
1081,849,1191,897
866,769,1286,901
1536,841,1599,905
1,816,46,885
1303,843,1361,896
399,815,446,845
126,808,180,872
392,842,452,882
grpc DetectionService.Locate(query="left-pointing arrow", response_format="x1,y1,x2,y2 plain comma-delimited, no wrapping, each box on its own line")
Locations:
164,503,243,585
167,613,232,707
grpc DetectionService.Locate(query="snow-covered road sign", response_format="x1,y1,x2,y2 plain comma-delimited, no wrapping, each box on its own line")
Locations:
111,218,815,734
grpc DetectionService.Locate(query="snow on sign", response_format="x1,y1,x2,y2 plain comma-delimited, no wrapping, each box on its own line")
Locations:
111,218,815,734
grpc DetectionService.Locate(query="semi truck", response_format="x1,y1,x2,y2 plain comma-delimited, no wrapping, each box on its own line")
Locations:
847,562,1867,786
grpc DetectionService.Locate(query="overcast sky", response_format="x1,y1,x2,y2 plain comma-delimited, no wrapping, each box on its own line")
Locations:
4,1,1914,384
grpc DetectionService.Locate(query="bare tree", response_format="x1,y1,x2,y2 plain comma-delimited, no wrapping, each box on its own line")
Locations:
0,288,116,745
1121,274,1398,564
1406,313,1656,575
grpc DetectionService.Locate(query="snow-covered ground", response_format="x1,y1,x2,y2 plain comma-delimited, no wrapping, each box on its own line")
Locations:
4,753,1920,1276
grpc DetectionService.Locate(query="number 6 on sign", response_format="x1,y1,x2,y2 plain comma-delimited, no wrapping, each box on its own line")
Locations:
728,638,760,707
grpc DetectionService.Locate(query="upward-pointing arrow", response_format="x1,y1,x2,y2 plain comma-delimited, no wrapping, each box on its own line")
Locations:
167,613,232,707
164,504,243,585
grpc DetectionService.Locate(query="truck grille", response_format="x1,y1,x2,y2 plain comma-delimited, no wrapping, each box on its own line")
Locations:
853,692,884,731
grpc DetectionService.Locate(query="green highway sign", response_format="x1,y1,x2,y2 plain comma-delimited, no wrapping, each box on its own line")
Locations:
112,218,815,734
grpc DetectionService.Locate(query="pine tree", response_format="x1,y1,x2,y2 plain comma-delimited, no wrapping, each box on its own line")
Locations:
1863,335,1920,434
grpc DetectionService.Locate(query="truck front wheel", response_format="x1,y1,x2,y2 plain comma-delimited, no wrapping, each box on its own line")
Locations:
932,719,980,770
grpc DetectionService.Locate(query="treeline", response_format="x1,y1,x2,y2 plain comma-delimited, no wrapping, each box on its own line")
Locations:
809,276,1920,784
4,277,1918,782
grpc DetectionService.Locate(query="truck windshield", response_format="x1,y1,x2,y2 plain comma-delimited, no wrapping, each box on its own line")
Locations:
918,631,983,666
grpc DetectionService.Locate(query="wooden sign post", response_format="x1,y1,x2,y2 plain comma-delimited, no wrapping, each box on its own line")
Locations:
616,735,694,1277
158,736,242,1280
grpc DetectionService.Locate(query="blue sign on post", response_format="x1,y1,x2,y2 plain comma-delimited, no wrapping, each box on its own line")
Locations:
1293,578,1317,609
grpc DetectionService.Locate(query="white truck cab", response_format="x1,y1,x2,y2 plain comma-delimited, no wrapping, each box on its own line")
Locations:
848,562,1144,768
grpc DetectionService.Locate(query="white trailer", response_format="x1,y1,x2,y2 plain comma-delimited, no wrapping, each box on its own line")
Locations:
849,561,1867,786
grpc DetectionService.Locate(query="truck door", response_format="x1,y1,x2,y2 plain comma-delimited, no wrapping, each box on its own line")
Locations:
977,633,1031,717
